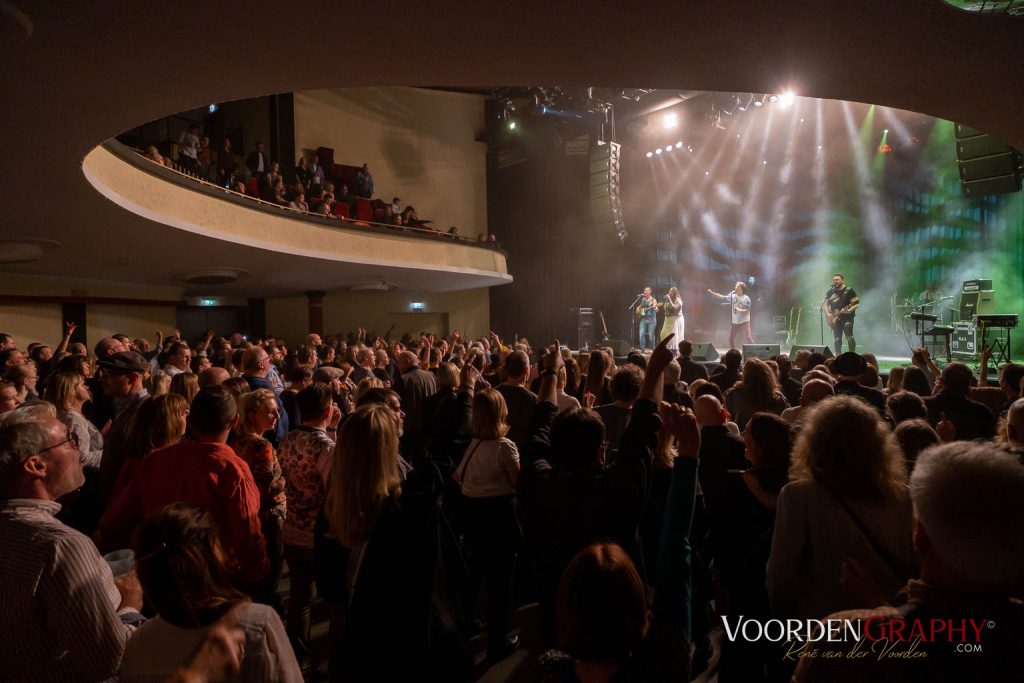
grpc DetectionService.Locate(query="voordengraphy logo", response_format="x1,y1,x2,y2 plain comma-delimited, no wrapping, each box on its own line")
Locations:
721,616,993,660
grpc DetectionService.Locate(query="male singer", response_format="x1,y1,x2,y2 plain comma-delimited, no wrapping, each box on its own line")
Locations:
707,282,753,350
824,273,859,353
636,286,658,351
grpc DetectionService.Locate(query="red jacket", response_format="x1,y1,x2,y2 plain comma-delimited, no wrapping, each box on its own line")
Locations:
98,439,268,583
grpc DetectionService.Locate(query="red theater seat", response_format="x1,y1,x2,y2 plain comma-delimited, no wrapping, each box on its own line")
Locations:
355,197,373,222
245,179,259,198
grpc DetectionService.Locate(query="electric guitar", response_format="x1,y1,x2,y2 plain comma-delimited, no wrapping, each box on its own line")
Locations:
597,310,611,343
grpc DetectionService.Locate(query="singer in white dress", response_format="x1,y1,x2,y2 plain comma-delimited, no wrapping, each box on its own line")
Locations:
660,287,685,343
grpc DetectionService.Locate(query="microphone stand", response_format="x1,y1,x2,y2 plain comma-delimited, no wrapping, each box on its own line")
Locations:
627,293,644,351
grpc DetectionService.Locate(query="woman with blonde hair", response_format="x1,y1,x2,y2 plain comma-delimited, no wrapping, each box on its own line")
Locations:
233,389,287,605
47,371,104,468
767,395,914,621
353,375,384,404
452,387,521,660
4,361,39,402
169,371,199,404
317,404,466,679
148,369,171,397
110,394,189,501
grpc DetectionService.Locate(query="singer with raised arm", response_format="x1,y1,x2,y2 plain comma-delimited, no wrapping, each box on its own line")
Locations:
707,281,753,349
661,287,685,347
823,272,859,353
636,286,659,352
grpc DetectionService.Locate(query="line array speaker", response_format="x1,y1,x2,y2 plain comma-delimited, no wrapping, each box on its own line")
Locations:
954,123,1022,198
589,141,626,241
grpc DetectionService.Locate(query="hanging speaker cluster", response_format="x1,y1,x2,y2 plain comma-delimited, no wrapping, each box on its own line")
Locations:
589,141,627,243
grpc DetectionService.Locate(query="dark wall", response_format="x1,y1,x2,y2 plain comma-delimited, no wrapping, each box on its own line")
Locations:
487,105,650,347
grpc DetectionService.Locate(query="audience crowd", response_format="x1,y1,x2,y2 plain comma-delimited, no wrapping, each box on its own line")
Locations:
1,323,1022,682
138,131,501,245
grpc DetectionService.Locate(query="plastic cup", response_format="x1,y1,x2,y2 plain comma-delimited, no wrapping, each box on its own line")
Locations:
103,549,135,577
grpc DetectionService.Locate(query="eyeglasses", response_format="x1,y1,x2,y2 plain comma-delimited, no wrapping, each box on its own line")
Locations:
38,431,80,454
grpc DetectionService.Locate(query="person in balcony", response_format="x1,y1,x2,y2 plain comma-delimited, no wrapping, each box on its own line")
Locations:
247,142,269,178
336,184,358,216
388,197,402,224
356,163,374,198
197,136,212,180
271,178,289,206
220,138,238,185
294,157,310,194
259,162,283,200
309,153,326,196
177,124,200,174
289,192,308,212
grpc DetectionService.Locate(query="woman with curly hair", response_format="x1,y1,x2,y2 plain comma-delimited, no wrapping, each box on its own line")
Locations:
724,358,789,430
766,395,915,621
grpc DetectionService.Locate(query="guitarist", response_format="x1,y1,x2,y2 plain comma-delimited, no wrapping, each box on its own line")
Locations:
824,273,860,353
636,287,659,351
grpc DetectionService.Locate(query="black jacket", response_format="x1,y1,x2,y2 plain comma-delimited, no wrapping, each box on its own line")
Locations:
925,390,996,441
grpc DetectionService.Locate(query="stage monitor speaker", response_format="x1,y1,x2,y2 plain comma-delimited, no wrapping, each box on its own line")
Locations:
589,141,626,240
690,342,720,362
789,345,834,359
743,344,780,360
954,124,1022,198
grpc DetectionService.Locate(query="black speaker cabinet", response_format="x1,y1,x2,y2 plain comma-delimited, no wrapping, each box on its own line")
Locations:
743,344,780,360
789,344,835,359
690,342,720,362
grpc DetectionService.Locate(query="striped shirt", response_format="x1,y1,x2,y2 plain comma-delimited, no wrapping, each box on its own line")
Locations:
0,498,133,682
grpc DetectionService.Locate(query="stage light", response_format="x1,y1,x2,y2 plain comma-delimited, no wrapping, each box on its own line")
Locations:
508,120,517,130
665,145,674,152
736,134,741,139
883,128,889,134
763,160,767,165
675,141,683,149
778,92,795,108
800,118,805,123
655,148,663,154
663,112,679,129
646,151,653,158
753,95,767,107
704,170,709,175
688,146,693,152
768,94,778,103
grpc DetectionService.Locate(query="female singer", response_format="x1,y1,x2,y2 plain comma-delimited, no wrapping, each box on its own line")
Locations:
661,287,684,346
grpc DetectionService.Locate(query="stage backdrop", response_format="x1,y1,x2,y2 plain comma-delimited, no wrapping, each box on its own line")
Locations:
491,95,1024,358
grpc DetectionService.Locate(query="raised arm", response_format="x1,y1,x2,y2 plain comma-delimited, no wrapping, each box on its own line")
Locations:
706,288,725,300
55,321,76,355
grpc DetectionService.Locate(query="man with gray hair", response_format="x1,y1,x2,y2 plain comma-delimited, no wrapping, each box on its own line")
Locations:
0,410,143,680
241,347,288,444
396,350,437,457
796,441,1024,681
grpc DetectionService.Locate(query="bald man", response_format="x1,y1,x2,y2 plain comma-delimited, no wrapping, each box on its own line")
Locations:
781,378,835,424
694,395,749,506
1006,398,1024,449
198,366,230,388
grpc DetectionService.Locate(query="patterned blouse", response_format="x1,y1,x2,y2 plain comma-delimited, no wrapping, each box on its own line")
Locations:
277,426,334,549
231,432,287,524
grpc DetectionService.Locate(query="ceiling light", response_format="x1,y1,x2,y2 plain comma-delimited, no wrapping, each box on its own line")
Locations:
655,148,663,154
646,151,653,158
768,94,779,103
675,141,683,149
665,145,674,152
663,111,679,129
778,91,795,108
753,95,767,107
